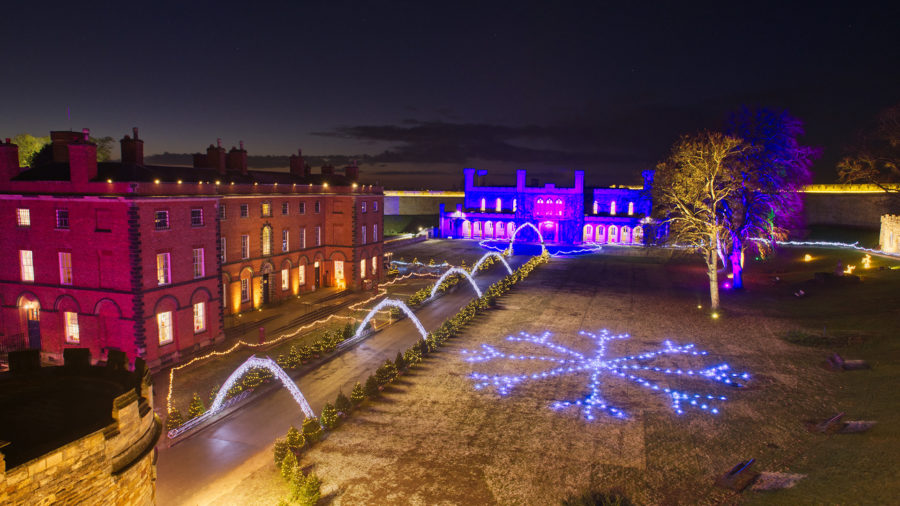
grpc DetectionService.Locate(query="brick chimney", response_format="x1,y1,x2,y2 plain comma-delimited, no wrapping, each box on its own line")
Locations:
0,138,20,181
68,128,98,183
50,131,83,163
206,138,226,173
226,141,248,175
345,159,359,181
120,127,144,165
289,148,305,177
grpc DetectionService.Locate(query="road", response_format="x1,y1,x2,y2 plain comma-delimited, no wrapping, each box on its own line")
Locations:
155,258,522,505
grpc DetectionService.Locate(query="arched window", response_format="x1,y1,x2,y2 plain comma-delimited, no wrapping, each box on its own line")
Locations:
261,225,273,256
621,226,631,244
583,224,593,242
462,221,472,238
633,226,644,244
596,225,606,243
496,221,505,238
608,225,619,243
556,199,563,216
536,199,544,215
507,222,516,237
473,221,482,238
495,198,502,212
485,221,494,238
480,198,486,211
593,201,598,214
610,202,616,215
628,202,634,216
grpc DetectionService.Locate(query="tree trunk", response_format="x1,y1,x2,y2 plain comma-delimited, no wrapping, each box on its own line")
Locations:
730,246,744,290
707,248,720,310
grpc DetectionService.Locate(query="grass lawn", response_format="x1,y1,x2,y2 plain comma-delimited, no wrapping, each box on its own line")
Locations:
214,242,900,504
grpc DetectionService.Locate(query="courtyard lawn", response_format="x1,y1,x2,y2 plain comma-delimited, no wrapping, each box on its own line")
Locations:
216,243,900,504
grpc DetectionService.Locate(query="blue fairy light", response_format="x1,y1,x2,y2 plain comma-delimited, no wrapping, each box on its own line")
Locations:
462,329,749,420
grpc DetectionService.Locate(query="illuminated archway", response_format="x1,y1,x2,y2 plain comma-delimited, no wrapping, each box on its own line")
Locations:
509,222,545,245
470,252,513,277
353,298,428,341
169,355,316,438
429,267,483,299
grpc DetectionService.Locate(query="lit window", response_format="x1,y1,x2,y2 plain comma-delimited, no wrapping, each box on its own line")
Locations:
157,311,173,344
361,202,366,213
282,229,289,252
315,226,321,246
193,248,205,278
221,237,226,263
556,199,563,216
155,210,169,230
193,302,206,333
314,201,320,213
480,198,486,211
300,228,306,249
219,203,226,219
373,224,378,242
512,199,516,212
16,208,30,227
373,201,378,212
360,258,366,278
191,208,204,227
59,252,73,285
281,268,289,291
262,202,272,217
299,202,306,214
240,278,250,301
593,201,598,214
362,226,366,244
496,198,501,212
157,253,171,285
240,204,249,218
56,209,69,229
371,256,377,275
282,202,289,215
610,202,616,215
536,199,543,215
628,202,634,216
64,311,79,343
334,260,344,284
298,266,306,285
20,250,34,282
262,226,272,256
241,235,249,259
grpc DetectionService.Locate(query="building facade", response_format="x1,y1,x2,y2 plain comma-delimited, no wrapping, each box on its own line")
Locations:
438,168,653,245
0,130,382,369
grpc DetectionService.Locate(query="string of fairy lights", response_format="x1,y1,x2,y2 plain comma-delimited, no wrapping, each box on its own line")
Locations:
463,329,749,420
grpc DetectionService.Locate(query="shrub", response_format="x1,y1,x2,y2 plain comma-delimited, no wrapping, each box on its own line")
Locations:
394,351,406,372
342,322,353,340
350,381,366,405
166,408,185,430
302,417,323,443
188,393,206,419
364,375,381,398
208,384,221,406
375,359,398,385
280,451,298,481
273,438,289,467
286,425,305,453
294,472,321,506
335,390,352,414
321,402,338,429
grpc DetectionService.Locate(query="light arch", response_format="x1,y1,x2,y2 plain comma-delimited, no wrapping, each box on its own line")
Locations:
509,222,545,246
353,298,428,341
429,267,483,299
470,252,513,276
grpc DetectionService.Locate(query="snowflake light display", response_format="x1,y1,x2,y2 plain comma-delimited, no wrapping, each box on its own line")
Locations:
462,329,750,420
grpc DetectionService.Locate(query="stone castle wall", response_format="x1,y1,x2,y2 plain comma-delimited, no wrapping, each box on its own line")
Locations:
0,355,161,505
881,215,900,253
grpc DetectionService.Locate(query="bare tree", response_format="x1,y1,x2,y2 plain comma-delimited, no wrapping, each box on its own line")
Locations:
838,102,900,209
654,131,753,311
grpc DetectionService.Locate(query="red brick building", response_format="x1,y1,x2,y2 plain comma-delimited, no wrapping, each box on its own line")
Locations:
0,129,383,369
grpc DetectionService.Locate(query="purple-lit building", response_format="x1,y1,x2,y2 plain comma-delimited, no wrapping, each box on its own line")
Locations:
438,169,654,245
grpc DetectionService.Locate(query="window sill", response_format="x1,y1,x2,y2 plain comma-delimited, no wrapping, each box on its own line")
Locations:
158,340,175,347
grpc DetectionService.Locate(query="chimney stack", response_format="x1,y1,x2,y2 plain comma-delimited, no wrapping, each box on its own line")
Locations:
345,159,359,181
120,127,144,166
206,142,226,174
289,148,305,177
50,130,83,163
68,128,97,183
0,138,21,182
226,142,248,175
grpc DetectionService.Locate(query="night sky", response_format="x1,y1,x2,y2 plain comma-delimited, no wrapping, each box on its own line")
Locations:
1,1,897,188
